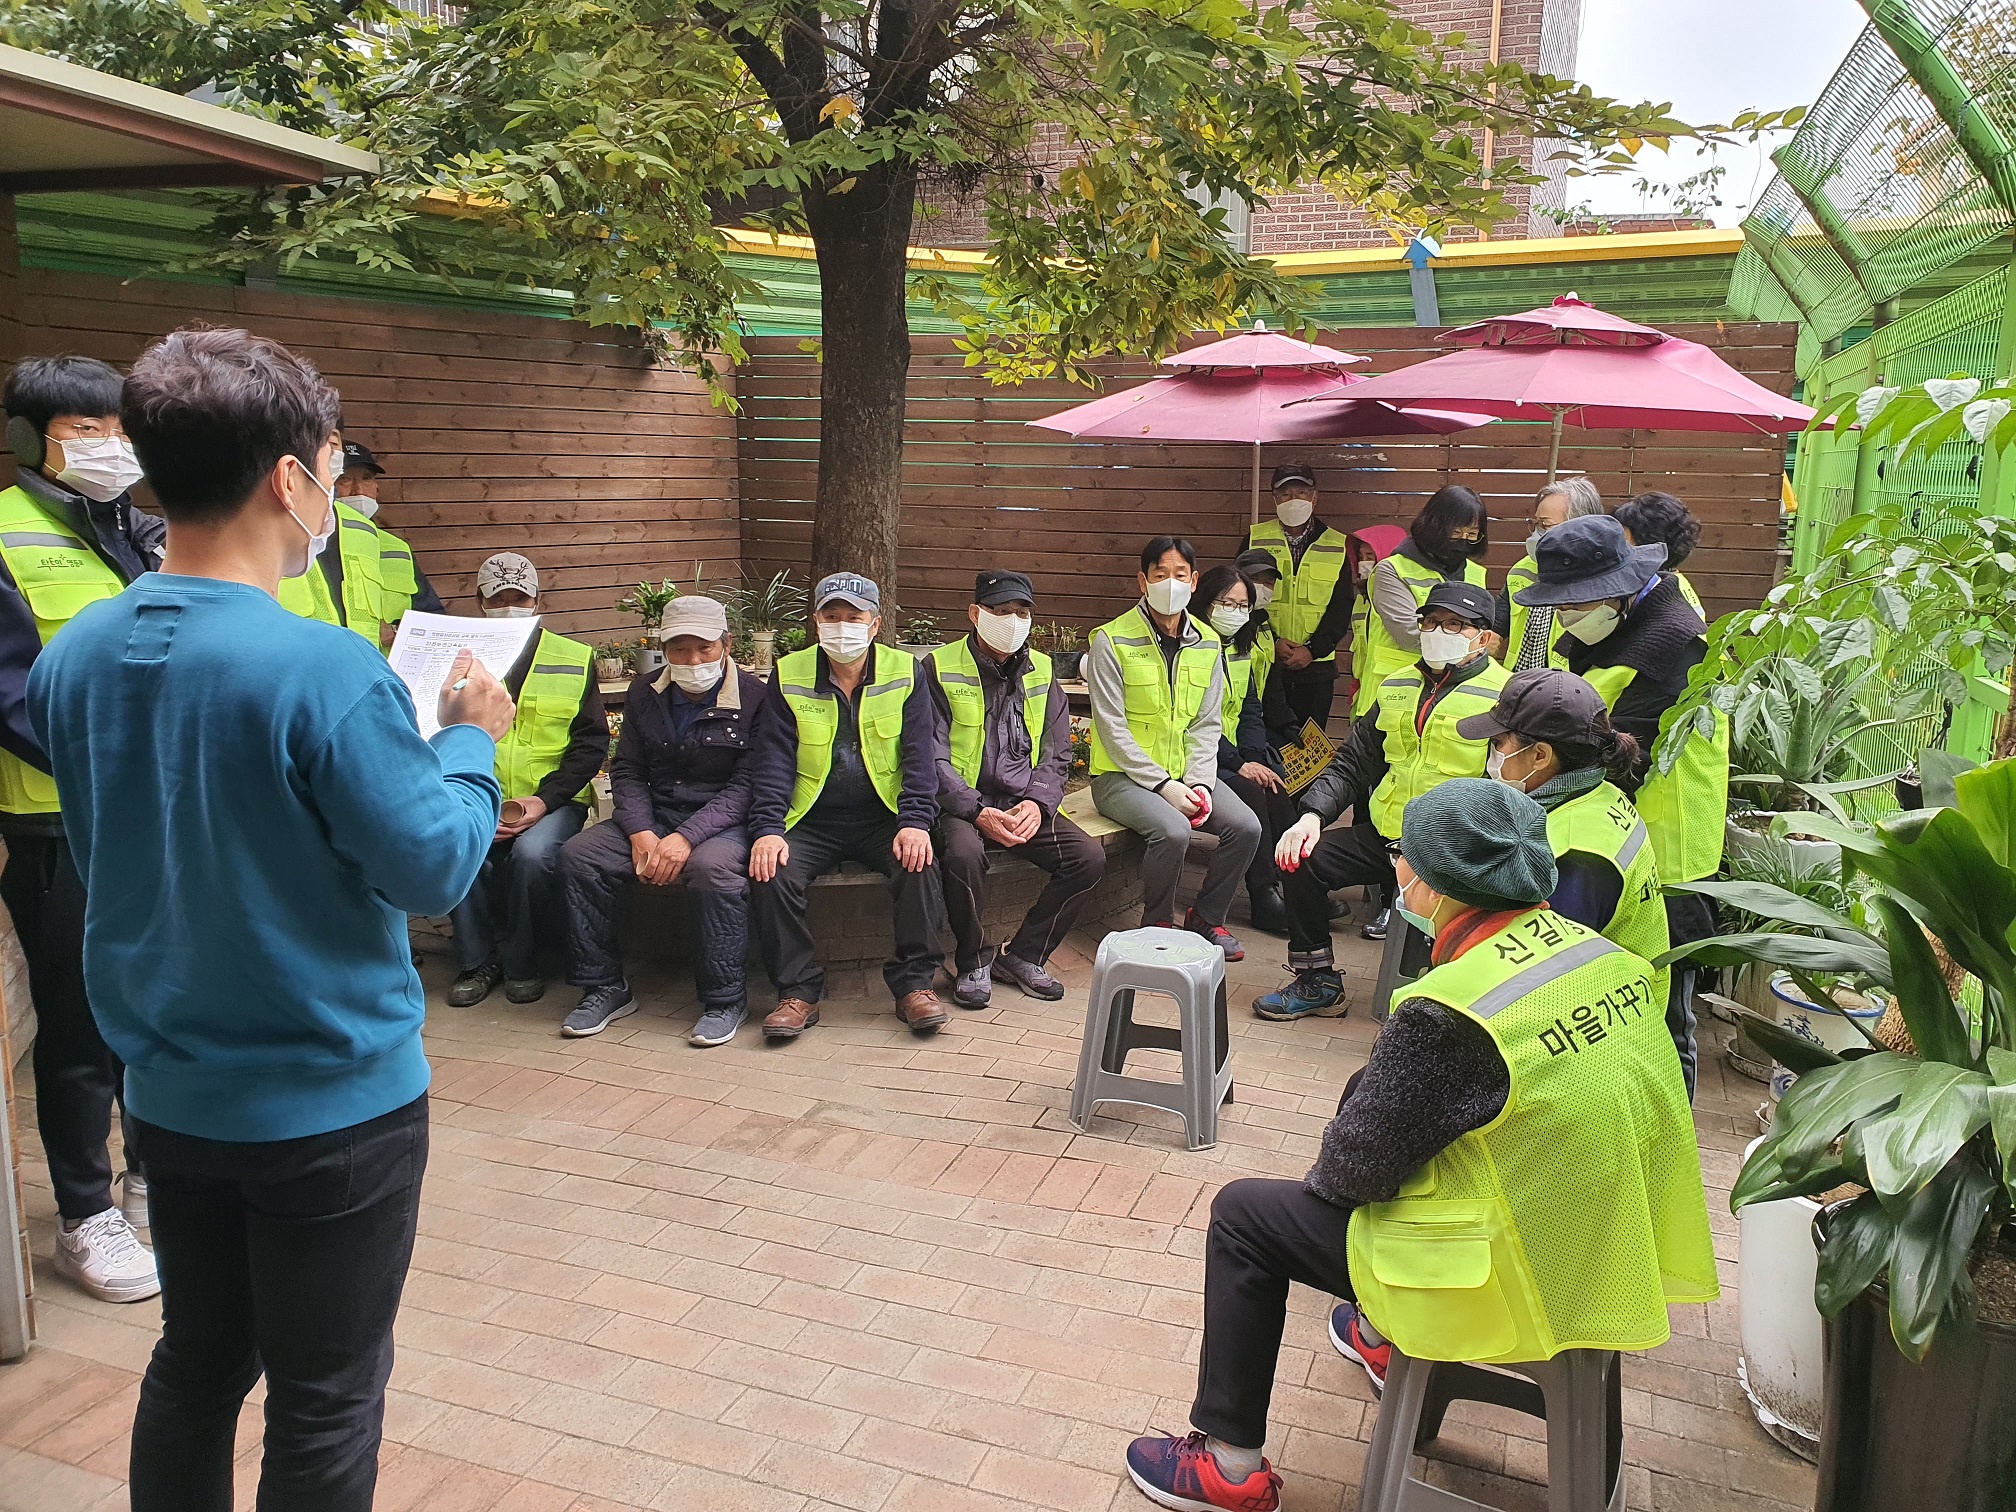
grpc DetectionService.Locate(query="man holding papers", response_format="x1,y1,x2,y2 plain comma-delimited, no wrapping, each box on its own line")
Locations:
441,551,607,1008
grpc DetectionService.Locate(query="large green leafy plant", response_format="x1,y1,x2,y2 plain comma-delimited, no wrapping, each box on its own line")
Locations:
1668,754,2016,1360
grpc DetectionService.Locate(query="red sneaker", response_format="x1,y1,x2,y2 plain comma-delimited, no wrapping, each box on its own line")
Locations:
1329,1301,1389,1394
1183,909,1245,961
1125,1432,1280,1512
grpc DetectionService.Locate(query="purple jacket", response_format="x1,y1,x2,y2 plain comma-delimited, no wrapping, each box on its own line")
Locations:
610,665,769,844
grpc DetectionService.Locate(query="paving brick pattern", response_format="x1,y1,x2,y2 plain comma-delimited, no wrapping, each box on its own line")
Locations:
3,921,1813,1512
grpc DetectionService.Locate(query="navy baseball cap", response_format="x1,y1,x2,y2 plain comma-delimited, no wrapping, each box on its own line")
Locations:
1456,668,1609,743
1421,581,1495,626
814,572,881,612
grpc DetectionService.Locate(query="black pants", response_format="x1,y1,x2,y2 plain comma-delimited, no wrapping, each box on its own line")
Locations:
127,1094,428,1512
447,802,585,978
559,818,751,1007
1278,664,1339,735
1219,771,1297,899
1,832,129,1220
754,810,943,1002
934,810,1105,972
1193,1176,1358,1449
1283,819,1394,970
1664,891,1714,1102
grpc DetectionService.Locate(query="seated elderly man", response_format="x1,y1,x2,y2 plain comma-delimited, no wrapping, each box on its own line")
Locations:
557,594,767,1043
1122,779,1716,1512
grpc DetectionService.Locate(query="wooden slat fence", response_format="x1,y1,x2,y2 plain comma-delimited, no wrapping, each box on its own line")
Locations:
739,327,1797,634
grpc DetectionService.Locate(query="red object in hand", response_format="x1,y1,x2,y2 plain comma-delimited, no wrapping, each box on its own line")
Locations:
1189,785,1213,829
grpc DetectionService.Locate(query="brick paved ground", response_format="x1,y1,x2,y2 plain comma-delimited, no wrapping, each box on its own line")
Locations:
2,917,1813,1512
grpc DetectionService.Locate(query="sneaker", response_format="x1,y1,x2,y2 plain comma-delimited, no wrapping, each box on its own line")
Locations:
1328,1301,1390,1394
690,1004,746,1047
53,1208,160,1304
1125,1431,1280,1512
992,951,1066,1001
561,982,636,1038
447,961,503,1006
1183,909,1243,962
1360,907,1390,942
1251,970,1348,1022
119,1172,149,1238
952,964,993,1009
505,977,546,1004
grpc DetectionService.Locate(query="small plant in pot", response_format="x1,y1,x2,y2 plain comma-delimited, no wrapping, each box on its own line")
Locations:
895,611,943,656
593,641,632,683
723,569,807,675
615,579,682,674
1036,622,1085,679
1665,752,2016,1511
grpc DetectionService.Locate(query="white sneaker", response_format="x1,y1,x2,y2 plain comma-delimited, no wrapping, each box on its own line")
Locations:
119,1172,150,1237
53,1208,161,1303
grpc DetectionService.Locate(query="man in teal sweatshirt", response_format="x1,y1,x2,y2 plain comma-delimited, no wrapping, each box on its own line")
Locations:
26,326,513,1512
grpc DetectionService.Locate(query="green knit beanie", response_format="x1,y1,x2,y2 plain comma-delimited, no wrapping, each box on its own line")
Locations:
1398,779,1557,911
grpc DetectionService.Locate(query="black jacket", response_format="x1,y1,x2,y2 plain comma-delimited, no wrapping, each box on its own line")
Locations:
1560,576,1706,794
1296,651,1498,830
610,665,769,843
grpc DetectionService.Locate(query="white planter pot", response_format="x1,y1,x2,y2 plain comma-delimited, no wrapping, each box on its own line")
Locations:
1725,813,1842,871
1737,1135,1823,1460
1764,972,1884,1108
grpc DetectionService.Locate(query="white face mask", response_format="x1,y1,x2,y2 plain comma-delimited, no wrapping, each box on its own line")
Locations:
482,605,537,619
52,434,144,503
1557,604,1622,644
340,493,380,520
666,657,726,694
1210,604,1250,637
1275,497,1314,529
818,620,876,664
1145,577,1192,616
976,608,1031,655
283,463,337,575
1252,582,1276,609
1417,626,1476,670
1486,741,1535,790
1356,558,1375,583
1525,530,1545,558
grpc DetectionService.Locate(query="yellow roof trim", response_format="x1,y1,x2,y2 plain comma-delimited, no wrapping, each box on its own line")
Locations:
1267,227,1746,276
719,225,989,271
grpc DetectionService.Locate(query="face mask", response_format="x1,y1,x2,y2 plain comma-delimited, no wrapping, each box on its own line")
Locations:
1356,558,1375,583
1557,604,1622,644
1275,497,1313,529
482,605,537,619
818,620,876,664
1252,582,1276,609
976,609,1031,655
1525,530,1545,558
1145,577,1192,616
340,493,380,520
1209,604,1250,637
284,463,337,573
1396,877,1441,939
1417,627,1475,670
52,434,144,503
666,657,726,694
1450,535,1485,560
1486,741,1534,790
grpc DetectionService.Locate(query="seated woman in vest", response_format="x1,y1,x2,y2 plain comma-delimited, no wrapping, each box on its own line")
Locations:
1614,488,1706,617
1124,780,1716,1512
1456,667,1676,1061
1087,537,1263,960
1253,582,1507,1021
1502,476,1603,673
1190,564,1293,936
1353,485,1500,719
445,552,607,1008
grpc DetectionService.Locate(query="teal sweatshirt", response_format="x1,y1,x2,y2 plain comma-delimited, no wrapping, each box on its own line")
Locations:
26,576,500,1142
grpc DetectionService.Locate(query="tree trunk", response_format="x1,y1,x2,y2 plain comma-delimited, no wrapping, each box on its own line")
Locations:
805,163,918,608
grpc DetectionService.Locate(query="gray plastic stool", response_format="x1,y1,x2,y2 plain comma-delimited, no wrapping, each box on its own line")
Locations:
1359,1347,1625,1512
1370,911,1435,1022
1069,927,1232,1150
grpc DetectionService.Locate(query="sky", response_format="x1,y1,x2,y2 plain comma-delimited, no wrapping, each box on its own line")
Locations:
1570,0,1870,226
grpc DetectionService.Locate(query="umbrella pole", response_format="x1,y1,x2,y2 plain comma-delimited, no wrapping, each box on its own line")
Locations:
1251,443,1261,527
1546,409,1564,482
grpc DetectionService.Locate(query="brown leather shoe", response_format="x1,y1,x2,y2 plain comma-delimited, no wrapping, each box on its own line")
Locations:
763,998,820,1039
895,990,948,1035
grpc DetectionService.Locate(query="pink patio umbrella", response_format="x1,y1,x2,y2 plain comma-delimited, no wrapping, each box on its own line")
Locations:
1319,294,1817,480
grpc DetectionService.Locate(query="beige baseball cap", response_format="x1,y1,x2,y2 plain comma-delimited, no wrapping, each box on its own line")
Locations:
659,595,729,641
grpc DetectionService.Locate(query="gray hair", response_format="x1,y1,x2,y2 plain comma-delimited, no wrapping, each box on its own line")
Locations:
1536,476,1603,518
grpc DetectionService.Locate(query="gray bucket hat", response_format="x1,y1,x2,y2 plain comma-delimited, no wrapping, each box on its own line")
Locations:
1512,515,1666,607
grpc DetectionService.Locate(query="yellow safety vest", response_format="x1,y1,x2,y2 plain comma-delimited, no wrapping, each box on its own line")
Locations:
1347,915,1717,1364
1579,662,1729,884
1354,550,1489,715
493,630,595,802
1248,521,1350,664
930,638,1052,787
376,525,422,625
1673,571,1704,618
1545,780,1671,1011
1224,642,1254,727
1250,618,1274,703
1088,605,1221,780
777,644,913,830
1368,659,1511,836
275,501,387,646
0,486,128,815
1501,555,1571,673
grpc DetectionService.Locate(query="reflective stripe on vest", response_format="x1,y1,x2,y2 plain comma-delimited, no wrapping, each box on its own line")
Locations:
1368,659,1511,835
1672,571,1704,617
493,630,593,802
1580,661,1729,883
930,638,1052,787
0,487,127,815
1502,556,1570,673
1545,780,1671,1011
275,501,386,646
1346,913,1718,1364
778,645,913,829
1087,605,1220,780
1356,552,1489,715
1249,521,1349,663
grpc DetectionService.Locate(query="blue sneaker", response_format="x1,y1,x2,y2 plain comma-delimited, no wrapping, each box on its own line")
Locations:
1125,1431,1280,1512
1250,970,1347,1022
1328,1301,1390,1394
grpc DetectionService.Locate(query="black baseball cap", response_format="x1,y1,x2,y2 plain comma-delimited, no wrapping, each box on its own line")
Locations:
1513,515,1664,606
340,440,385,477
1270,463,1317,490
1456,668,1610,743
974,570,1035,608
1420,581,1495,626
1234,548,1280,580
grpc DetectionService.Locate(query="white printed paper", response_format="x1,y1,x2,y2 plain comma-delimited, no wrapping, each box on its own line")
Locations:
388,611,540,740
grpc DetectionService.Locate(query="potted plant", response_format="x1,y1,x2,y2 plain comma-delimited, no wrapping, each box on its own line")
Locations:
593,641,632,683
1666,753,2016,1509
1031,622,1087,679
895,611,943,657
615,578,681,674
723,569,807,675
